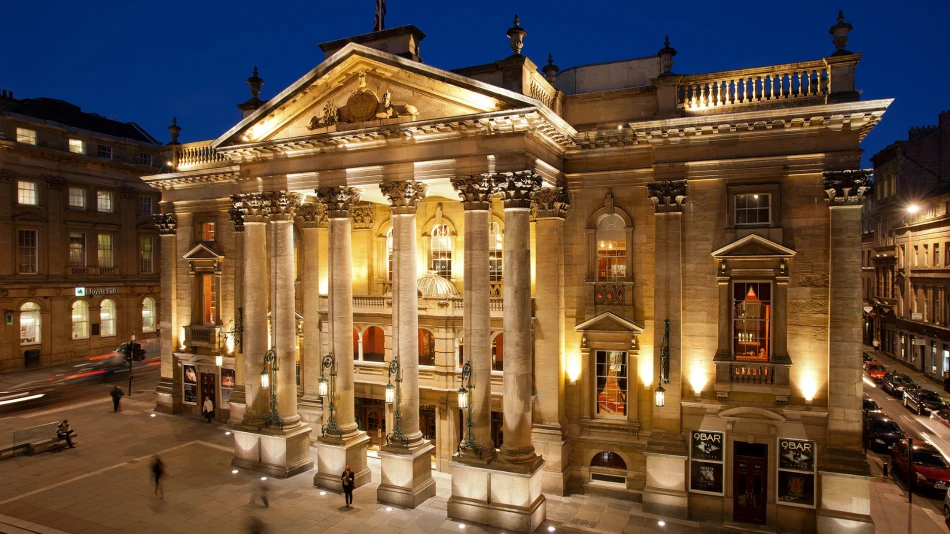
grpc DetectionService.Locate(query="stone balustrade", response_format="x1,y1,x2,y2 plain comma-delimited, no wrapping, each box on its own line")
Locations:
593,282,630,305
174,140,231,171
677,60,829,110
713,359,791,399
185,324,221,350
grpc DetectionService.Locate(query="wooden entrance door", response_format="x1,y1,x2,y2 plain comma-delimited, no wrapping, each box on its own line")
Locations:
733,443,767,525
200,372,216,414
420,407,436,450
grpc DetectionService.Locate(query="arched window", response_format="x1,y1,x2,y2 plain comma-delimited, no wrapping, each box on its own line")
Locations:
492,333,504,371
597,214,626,280
20,302,41,345
142,297,156,333
430,224,452,277
489,221,503,282
100,299,116,337
590,451,627,470
418,328,436,366
386,227,394,281
457,333,464,367
589,450,628,486
72,300,89,340
362,326,385,362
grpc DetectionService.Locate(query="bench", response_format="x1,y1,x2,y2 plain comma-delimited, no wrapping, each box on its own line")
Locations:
27,433,79,455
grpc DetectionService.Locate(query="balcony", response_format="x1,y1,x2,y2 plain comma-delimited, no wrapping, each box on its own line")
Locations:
67,266,120,276
185,324,221,351
677,60,829,112
713,356,791,403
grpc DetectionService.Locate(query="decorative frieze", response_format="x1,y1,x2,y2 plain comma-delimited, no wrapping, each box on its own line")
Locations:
153,213,178,235
823,170,871,206
43,174,65,189
532,186,570,219
315,186,363,219
646,179,688,213
379,180,428,214
492,171,542,209
451,174,495,210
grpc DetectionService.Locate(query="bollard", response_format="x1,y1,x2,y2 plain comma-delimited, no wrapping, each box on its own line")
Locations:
882,461,888,477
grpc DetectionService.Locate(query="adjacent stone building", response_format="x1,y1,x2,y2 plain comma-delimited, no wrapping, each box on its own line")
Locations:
148,12,889,533
863,110,950,381
0,92,164,371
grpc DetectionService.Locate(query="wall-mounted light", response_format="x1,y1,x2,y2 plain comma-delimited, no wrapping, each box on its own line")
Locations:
907,204,920,214
566,354,582,386
215,354,223,368
654,384,666,407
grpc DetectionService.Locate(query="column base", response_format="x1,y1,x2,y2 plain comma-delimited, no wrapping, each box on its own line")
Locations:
532,424,569,496
817,448,874,533
447,456,546,533
231,424,314,478
642,432,689,519
154,377,181,414
297,396,323,440
226,387,246,427
377,441,436,508
314,432,371,491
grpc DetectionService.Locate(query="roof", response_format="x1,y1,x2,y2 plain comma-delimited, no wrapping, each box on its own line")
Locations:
0,97,159,145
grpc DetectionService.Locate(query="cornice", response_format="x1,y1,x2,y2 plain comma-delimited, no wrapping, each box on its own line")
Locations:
142,165,242,191
0,139,162,175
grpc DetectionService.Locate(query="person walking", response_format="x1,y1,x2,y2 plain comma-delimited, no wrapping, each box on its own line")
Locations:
341,465,355,506
110,386,124,412
151,455,165,499
202,396,214,423
254,478,270,508
57,420,75,448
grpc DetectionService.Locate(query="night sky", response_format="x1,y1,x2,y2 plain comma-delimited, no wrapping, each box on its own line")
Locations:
2,0,948,167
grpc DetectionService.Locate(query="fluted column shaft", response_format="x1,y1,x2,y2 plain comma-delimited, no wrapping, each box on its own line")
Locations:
157,226,177,381
243,218,269,422
299,205,322,400
270,196,301,427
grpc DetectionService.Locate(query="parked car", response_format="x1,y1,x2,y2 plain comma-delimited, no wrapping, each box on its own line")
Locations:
882,372,916,397
864,351,873,363
863,395,882,416
932,408,950,428
943,489,950,520
892,438,950,492
864,361,887,383
864,412,904,453
905,387,948,415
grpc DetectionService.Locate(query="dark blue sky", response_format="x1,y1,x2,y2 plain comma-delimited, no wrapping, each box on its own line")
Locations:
3,1,948,167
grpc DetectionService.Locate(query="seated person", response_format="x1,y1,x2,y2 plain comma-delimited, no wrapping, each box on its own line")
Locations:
57,419,75,448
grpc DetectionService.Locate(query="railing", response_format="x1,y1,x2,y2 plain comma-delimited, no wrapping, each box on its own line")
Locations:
594,283,627,305
715,360,790,389
489,282,503,298
353,296,389,309
186,324,219,349
529,75,556,110
174,140,231,170
677,60,829,111
99,267,118,276
490,298,504,312
69,266,88,275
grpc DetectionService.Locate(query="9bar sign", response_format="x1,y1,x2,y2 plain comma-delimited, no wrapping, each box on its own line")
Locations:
777,437,816,508
778,438,814,472
689,430,724,496
691,431,724,462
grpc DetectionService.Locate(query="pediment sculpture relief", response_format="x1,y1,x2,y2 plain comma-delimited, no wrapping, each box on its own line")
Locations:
307,70,419,130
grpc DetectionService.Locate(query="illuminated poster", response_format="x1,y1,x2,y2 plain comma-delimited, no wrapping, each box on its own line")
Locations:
183,364,198,404
689,430,725,495
220,368,235,408
777,437,817,508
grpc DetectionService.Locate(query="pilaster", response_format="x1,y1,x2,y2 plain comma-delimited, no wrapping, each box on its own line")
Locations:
226,204,246,425
297,202,324,436
154,213,180,414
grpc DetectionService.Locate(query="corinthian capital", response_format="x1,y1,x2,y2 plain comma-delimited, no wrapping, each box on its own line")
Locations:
315,186,363,219
493,171,542,209
265,191,302,220
296,203,325,228
532,187,570,219
153,213,177,235
646,179,688,213
379,180,428,214
823,170,871,206
451,174,495,210
232,192,270,221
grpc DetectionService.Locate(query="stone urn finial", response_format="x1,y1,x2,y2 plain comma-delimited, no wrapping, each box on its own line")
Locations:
542,54,560,84
829,9,853,56
506,14,527,56
657,35,677,77
247,66,264,100
167,117,181,146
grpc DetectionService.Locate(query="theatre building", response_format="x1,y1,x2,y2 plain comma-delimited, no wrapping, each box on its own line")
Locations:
0,91,164,371
148,13,889,533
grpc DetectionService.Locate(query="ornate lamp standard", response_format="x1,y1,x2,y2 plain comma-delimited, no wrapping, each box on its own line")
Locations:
384,355,409,448
319,352,343,438
259,347,283,429
456,360,482,457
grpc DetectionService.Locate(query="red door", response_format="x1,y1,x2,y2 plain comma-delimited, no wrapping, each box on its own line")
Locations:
734,446,768,525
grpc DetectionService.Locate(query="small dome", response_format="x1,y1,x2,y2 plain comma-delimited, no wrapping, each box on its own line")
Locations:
417,271,460,298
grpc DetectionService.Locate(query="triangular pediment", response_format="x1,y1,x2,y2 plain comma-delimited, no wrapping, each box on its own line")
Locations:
12,212,48,223
182,243,224,260
214,43,554,148
711,234,796,260
574,311,644,334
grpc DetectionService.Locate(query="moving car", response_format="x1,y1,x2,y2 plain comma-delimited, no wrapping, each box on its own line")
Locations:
863,351,873,363
882,372,915,397
863,395,882,416
864,361,887,383
863,412,903,453
932,408,950,428
904,387,948,415
892,439,950,492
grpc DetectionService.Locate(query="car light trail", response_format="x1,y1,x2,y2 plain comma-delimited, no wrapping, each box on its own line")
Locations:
88,353,121,361
63,370,107,379
0,393,45,406
863,376,877,388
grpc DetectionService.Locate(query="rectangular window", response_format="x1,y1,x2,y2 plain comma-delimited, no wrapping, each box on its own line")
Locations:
97,234,114,268
202,274,217,324
914,246,919,267
69,233,86,267
97,191,113,212
139,196,152,216
139,152,153,166
733,282,772,361
936,244,941,267
924,244,929,267
16,128,37,145
201,222,216,242
68,187,85,209
595,350,627,418
946,243,950,267
68,139,85,154
900,245,906,269
17,229,38,274
97,145,112,159
734,194,771,226
139,236,153,274
17,181,37,205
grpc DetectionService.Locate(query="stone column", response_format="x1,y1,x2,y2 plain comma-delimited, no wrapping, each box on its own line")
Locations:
642,179,689,518
236,194,270,425
450,174,496,456
817,170,874,533
297,203,324,435
377,180,436,507
226,205,247,425
154,213,180,414
314,186,371,490
530,187,570,495
268,192,302,427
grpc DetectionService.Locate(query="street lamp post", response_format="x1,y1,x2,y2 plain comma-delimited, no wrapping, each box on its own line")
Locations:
384,356,408,448
128,331,135,396
456,360,482,457
260,347,283,430
319,352,343,438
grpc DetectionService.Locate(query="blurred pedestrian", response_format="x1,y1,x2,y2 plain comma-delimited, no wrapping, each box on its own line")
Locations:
254,478,270,508
110,386,124,412
57,420,75,448
151,455,165,499
341,465,355,506
245,516,267,533
202,396,215,423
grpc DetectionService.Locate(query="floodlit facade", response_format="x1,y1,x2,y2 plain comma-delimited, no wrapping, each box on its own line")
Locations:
148,13,890,533
0,91,164,371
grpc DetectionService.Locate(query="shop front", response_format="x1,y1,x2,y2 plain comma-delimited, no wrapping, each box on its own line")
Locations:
175,352,235,422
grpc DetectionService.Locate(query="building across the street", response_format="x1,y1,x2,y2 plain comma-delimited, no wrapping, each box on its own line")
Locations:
147,12,890,533
0,91,164,371
863,110,950,381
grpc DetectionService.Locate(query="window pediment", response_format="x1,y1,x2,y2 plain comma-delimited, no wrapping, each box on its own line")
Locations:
711,234,795,260
575,311,644,335
183,243,224,261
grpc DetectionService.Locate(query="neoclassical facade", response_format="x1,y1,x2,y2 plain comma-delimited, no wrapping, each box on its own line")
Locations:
148,14,890,533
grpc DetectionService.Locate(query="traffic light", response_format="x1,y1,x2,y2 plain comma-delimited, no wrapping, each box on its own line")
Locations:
118,343,131,363
131,343,145,362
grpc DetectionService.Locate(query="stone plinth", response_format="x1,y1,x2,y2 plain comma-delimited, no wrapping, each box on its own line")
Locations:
817,448,874,534
231,424,314,478
642,433,688,518
377,441,436,508
314,432,371,491
447,458,546,533
531,425,569,495
154,376,181,414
